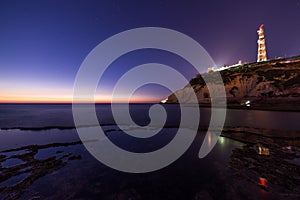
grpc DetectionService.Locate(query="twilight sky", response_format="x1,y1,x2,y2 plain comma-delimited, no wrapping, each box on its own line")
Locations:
1,0,300,103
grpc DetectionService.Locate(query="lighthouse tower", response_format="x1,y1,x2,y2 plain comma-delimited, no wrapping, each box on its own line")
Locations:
257,25,267,62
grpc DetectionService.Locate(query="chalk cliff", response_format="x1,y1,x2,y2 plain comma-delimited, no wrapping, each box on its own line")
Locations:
166,56,300,109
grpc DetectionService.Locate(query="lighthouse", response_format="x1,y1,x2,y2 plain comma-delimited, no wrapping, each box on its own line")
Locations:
257,25,267,62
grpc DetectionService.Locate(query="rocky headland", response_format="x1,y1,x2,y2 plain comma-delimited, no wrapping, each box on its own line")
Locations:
166,55,300,111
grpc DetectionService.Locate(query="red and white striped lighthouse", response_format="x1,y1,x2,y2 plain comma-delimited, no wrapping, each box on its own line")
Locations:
257,25,267,62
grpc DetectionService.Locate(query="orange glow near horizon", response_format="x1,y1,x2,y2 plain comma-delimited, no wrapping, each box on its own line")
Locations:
0,94,162,103
0,83,167,103
0,77,169,103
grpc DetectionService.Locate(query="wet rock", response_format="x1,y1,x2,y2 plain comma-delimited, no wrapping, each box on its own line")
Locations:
229,140,300,199
0,155,6,162
194,191,213,200
68,155,82,160
0,141,83,200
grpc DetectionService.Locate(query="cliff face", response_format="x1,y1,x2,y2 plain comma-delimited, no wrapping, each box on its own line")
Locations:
166,56,300,106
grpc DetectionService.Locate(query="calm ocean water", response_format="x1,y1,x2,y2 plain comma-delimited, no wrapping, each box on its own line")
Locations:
0,103,299,130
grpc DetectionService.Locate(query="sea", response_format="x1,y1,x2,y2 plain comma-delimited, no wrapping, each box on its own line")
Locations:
0,104,299,199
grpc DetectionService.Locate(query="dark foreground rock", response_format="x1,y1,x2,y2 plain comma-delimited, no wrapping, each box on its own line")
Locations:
223,131,300,200
0,141,83,200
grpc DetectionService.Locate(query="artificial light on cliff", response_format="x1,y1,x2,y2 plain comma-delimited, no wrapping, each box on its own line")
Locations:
257,144,270,156
160,98,168,103
259,177,268,188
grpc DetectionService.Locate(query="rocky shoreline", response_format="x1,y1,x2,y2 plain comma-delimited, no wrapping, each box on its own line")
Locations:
0,127,299,199
220,128,300,199
0,141,83,200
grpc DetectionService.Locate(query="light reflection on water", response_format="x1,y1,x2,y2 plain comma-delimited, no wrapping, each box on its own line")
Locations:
0,125,290,200
18,129,245,199
0,104,298,199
